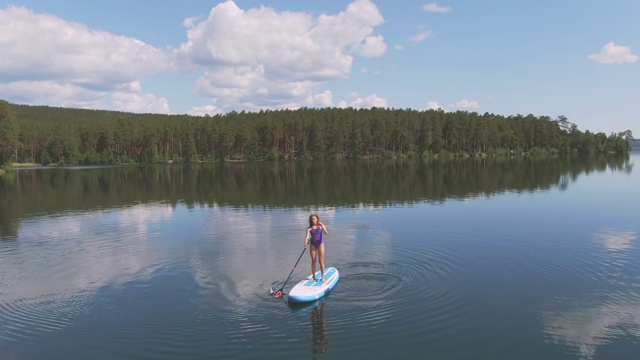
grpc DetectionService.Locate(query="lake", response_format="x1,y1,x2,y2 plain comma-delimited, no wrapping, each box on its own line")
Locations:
1,153,639,359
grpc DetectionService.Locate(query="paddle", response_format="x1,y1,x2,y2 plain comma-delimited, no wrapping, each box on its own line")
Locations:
273,242,308,298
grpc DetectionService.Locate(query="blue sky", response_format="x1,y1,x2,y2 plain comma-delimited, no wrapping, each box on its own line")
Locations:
0,0,638,135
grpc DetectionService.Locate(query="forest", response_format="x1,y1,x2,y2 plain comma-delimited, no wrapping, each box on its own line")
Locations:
0,99,633,167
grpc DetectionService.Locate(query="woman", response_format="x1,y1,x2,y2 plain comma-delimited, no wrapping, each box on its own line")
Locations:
305,213,329,282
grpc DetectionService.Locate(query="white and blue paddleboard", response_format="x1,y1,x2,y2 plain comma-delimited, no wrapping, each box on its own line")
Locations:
287,267,339,303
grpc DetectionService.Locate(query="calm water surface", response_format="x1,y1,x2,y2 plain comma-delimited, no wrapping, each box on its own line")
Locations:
1,154,639,359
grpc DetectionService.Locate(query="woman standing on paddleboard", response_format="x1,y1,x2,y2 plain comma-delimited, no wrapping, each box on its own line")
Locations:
305,214,328,282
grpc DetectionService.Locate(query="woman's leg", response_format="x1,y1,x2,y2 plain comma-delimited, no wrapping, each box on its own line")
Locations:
310,245,318,279
318,243,325,281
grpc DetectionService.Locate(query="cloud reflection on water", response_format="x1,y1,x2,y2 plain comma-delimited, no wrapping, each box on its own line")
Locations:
542,298,640,359
542,227,639,359
595,228,636,251
0,204,172,339
188,207,392,307
190,208,342,304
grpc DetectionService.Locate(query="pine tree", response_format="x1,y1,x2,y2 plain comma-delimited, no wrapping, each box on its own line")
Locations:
0,100,19,166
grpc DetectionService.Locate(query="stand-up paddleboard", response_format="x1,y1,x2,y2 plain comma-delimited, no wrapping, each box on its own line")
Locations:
288,267,339,303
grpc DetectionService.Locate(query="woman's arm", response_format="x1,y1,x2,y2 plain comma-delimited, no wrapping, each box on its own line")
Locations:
304,228,311,246
320,222,328,235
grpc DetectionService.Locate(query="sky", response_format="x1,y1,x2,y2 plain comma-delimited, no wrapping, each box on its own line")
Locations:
0,0,638,135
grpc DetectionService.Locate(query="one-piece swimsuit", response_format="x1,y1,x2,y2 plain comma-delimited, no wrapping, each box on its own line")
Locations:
309,226,323,249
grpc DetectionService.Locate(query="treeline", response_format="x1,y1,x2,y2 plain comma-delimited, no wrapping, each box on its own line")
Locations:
0,100,633,166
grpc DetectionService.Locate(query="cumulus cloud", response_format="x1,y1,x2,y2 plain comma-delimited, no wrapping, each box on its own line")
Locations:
455,99,480,109
187,104,222,117
423,3,453,13
356,35,388,58
0,80,105,109
338,92,387,108
426,101,444,110
588,42,638,64
111,82,170,114
0,1,388,115
177,0,386,111
311,90,334,107
0,6,169,111
409,31,434,43
182,16,199,29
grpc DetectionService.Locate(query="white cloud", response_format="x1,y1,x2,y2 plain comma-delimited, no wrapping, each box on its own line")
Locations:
588,42,638,64
426,101,444,110
0,80,105,109
0,2,388,115
187,104,221,117
423,3,453,13
177,0,386,112
455,99,480,109
409,31,434,43
338,93,387,108
194,65,322,110
182,16,199,29
111,82,170,114
395,44,405,51
311,90,334,107
0,6,169,111
356,35,388,58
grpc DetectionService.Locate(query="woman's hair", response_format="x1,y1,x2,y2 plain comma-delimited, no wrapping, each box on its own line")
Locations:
308,213,319,228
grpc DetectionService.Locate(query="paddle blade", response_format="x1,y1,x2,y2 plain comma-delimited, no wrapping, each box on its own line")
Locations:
273,290,283,298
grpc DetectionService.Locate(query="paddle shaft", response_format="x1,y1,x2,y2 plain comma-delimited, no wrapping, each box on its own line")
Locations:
277,245,308,294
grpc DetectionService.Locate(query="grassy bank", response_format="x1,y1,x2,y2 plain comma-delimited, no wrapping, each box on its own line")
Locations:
12,163,41,167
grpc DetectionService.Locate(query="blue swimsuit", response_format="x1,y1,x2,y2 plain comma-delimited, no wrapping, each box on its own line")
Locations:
309,226,323,248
